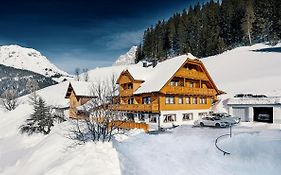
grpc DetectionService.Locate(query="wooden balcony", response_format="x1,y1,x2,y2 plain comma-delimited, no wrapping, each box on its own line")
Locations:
163,86,217,96
176,69,208,80
109,104,159,113
119,89,134,96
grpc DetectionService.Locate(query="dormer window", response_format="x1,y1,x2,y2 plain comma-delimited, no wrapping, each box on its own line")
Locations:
128,83,133,89
143,97,151,104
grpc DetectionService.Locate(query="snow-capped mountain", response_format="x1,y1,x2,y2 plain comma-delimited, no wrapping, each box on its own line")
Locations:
0,45,68,78
113,46,137,66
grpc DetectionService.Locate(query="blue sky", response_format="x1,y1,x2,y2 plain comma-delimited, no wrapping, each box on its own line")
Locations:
0,0,203,73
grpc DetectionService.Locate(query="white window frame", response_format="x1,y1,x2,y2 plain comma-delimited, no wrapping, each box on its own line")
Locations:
182,113,193,121
178,96,183,104
185,96,190,104
192,97,197,104
165,96,175,104
163,114,176,123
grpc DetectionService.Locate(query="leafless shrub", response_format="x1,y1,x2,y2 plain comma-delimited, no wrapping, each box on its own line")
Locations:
1,89,18,111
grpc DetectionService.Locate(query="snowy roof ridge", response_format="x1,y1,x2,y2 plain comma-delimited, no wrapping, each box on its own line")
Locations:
133,54,189,94
228,96,281,105
69,81,94,97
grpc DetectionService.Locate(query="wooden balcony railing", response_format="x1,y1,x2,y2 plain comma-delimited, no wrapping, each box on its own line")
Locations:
163,86,217,96
109,104,159,113
176,69,209,80
119,89,134,96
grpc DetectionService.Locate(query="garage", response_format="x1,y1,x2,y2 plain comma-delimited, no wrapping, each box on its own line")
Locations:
253,107,273,123
232,107,249,122
227,95,281,124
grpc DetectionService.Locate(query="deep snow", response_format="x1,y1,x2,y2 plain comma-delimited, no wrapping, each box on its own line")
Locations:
1,43,281,174
114,126,281,175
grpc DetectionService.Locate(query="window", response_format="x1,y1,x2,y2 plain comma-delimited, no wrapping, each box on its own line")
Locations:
128,98,134,104
142,96,151,104
178,96,183,104
189,82,194,88
199,97,207,104
199,112,208,118
185,96,190,104
183,113,193,121
128,83,133,89
163,114,176,123
170,80,179,86
192,97,197,104
138,114,145,122
149,115,157,123
165,96,175,104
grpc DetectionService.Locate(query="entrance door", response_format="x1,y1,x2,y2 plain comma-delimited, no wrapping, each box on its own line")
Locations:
233,107,249,122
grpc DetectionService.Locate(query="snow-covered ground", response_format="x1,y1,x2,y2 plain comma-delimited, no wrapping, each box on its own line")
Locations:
114,126,281,175
0,82,121,175
203,43,281,96
1,43,281,174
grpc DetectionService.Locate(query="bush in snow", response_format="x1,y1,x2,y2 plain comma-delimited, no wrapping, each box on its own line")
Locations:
1,89,18,111
20,97,54,135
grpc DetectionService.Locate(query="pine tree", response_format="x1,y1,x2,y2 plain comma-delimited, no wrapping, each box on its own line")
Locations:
241,0,255,45
253,0,274,42
20,97,54,135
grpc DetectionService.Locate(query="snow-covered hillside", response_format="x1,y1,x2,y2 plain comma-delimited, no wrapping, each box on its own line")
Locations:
0,45,68,78
113,46,137,66
202,43,281,96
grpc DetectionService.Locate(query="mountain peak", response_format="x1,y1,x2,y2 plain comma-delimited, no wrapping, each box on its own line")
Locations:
113,46,137,66
0,44,68,78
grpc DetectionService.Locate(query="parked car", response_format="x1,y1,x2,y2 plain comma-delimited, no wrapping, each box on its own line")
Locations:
257,114,270,121
194,117,229,128
211,113,240,125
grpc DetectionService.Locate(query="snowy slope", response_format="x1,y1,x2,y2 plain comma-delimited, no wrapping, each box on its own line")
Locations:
0,45,68,78
202,43,281,96
113,46,137,66
0,82,121,175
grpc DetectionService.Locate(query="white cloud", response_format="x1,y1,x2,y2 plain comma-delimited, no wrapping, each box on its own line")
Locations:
105,30,143,50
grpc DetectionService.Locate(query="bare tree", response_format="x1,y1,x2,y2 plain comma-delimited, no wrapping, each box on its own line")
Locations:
26,79,39,105
82,68,89,82
68,74,123,143
75,68,80,81
1,89,18,111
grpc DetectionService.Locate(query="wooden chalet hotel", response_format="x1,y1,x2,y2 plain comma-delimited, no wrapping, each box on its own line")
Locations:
65,54,224,129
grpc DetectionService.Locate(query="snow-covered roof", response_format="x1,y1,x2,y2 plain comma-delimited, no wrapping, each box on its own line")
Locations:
69,81,94,97
78,53,200,95
133,54,193,94
227,97,281,105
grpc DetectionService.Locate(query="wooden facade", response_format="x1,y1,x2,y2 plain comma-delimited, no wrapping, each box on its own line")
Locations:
111,58,223,114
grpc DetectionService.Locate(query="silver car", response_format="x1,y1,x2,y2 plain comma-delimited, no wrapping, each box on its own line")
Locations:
212,113,240,125
194,117,229,128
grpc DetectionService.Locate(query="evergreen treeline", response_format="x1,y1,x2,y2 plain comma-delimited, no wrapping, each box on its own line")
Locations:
136,0,281,62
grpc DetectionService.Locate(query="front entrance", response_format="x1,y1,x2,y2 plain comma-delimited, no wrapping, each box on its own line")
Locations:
233,107,249,122
253,107,273,123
